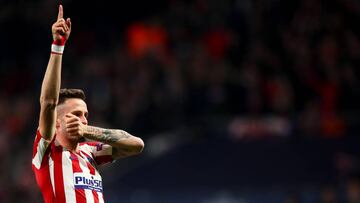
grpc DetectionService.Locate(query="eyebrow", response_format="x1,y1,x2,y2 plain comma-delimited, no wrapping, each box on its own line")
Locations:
71,110,88,118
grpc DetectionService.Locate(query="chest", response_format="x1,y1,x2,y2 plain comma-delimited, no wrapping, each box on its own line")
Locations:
63,150,99,174
60,150,103,191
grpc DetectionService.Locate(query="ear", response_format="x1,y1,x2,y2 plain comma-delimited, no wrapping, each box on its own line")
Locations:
56,119,61,129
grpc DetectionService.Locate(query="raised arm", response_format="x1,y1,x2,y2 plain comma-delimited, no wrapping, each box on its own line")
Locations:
39,5,71,141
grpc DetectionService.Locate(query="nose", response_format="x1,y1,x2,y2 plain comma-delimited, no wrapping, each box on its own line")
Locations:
81,116,88,125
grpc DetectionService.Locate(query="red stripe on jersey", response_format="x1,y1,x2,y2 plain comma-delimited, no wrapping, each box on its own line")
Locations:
80,151,96,174
92,187,100,203
32,131,42,159
32,140,54,202
34,165,54,203
81,151,100,203
32,131,55,202
53,145,66,203
92,184,100,203
71,152,87,203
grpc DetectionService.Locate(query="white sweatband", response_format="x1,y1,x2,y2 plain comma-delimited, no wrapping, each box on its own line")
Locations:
51,44,65,54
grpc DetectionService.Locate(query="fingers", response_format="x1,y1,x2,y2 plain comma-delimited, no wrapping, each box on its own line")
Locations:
53,27,65,35
66,122,80,128
66,18,71,31
53,5,71,39
54,19,69,32
66,127,80,133
55,5,69,32
64,114,83,136
57,5,63,20
65,114,79,122
65,113,76,118
67,131,82,137
65,114,82,127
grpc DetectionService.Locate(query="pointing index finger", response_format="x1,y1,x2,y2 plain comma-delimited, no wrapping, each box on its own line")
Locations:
57,5,63,20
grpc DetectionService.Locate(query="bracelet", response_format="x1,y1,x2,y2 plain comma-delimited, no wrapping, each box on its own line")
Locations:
51,36,66,55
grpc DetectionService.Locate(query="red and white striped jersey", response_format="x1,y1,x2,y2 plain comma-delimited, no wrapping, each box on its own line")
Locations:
32,130,113,203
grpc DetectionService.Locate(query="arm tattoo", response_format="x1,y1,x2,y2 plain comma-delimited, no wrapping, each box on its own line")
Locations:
82,126,131,145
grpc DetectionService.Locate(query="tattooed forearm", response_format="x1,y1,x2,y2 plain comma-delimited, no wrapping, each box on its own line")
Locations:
81,125,144,158
82,126,131,144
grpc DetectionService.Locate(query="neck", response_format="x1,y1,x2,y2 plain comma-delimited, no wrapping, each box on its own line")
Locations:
65,142,79,153
55,134,79,153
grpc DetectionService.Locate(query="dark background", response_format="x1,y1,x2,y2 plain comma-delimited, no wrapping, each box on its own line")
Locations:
0,0,359,202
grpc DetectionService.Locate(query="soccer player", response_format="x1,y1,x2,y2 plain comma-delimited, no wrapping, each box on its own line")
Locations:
32,5,144,203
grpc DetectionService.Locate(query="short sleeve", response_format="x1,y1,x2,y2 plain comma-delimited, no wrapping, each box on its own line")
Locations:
81,142,114,166
32,130,53,170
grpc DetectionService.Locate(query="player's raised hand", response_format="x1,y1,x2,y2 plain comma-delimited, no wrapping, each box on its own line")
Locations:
52,5,71,42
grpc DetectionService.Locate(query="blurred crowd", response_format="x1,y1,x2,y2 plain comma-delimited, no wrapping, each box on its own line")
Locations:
0,0,359,202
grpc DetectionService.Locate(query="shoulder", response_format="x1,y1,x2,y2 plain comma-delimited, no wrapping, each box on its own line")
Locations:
32,129,57,169
79,142,105,152
33,129,55,149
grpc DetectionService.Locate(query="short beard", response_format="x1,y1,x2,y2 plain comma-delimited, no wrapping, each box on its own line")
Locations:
78,137,86,143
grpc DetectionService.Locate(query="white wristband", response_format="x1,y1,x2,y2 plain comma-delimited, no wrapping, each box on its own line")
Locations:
51,44,65,54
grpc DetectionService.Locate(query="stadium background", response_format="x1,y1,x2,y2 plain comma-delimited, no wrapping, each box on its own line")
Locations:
0,0,360,202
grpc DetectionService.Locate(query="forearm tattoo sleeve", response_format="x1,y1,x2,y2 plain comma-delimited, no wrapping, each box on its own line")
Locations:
82,126,131,144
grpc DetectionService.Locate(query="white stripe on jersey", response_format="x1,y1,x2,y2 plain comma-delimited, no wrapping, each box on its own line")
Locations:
32,138,50,169
49,155,55,194
79,149,105,203
62,150,77,203
78,154,95,203
94,166,105,203
98,192,104,203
